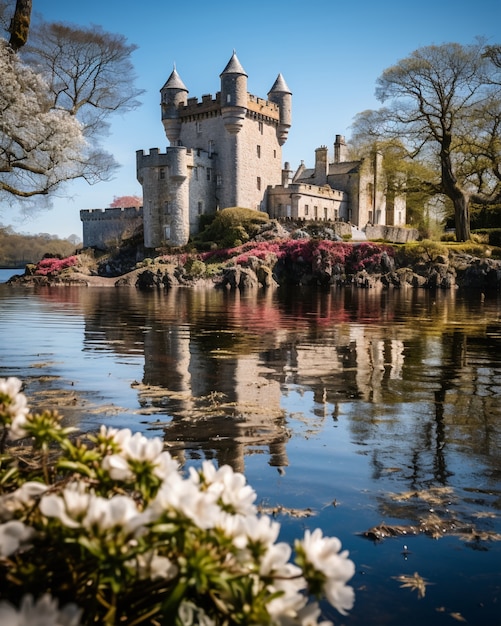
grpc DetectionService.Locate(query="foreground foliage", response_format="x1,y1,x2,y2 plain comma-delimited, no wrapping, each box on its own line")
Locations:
0,377,355,625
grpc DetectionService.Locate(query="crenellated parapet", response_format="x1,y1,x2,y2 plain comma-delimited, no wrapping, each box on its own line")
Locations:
80,206,143,221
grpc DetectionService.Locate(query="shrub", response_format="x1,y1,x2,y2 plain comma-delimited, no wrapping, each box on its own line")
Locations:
194,207,270,249
34,255,79,276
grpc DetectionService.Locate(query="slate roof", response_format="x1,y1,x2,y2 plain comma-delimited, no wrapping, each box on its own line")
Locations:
269,73,292,95
162,67,188,92
220,51,248,77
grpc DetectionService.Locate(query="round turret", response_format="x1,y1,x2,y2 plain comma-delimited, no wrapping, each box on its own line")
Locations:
268,74,292,146
220,51,248,134
161,67,188,145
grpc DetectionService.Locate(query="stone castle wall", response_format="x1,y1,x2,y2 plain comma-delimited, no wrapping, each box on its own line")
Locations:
80,207,143,250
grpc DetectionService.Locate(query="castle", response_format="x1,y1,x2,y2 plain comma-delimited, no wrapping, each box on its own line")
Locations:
81,52,406,250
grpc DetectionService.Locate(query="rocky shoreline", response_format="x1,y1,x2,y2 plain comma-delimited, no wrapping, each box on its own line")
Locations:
8,243,501,292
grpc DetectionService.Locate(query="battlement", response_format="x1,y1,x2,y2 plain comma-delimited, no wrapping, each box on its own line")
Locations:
80,206,143,222
136,147,196,172
177,91,280,122
246,94,280,120
181,93,221,117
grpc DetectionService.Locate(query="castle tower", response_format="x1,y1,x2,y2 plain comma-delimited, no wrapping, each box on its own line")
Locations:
268,74,292,146
220,51,248,134
161,67,188,145
138,53,292,247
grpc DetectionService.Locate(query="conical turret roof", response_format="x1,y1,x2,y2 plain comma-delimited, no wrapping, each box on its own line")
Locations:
220,51,248,77
161,67,188,92
268,73,291,95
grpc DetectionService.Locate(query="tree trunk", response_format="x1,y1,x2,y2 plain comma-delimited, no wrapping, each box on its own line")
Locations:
453,194,471,242
9,0,32,52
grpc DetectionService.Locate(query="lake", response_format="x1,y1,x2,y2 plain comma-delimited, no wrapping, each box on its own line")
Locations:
0,279,500,625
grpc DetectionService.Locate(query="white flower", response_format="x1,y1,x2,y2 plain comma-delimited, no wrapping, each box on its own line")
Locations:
177,601,215,626
0,520,34,556
0,481,47,520
128,550,178,581
191,461,257,515
101,431,178,482
265,570,307,620
98,425,131,446
101,453,133,481
40,483,91,529
260,542,293,577
298,529,355,615
0,377,29,439
243,514,281,547
8,413,29,440
296,601,333,626
83,494,146,535
0,593,82,626
151,473,221,529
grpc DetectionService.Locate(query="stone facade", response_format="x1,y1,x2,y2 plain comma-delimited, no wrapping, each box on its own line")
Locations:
80,206,143,250
268,138,406,227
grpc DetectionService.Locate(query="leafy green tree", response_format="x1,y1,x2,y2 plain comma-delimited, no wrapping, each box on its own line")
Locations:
351,40,501,241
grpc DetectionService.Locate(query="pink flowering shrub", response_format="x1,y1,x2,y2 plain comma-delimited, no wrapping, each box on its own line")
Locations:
35,256,79,276
200,240,394,277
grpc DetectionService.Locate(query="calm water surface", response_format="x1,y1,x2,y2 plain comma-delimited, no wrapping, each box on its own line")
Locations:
0,281,500,625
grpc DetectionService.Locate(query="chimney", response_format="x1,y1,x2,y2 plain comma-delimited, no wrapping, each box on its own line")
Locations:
334,135,347,163
314,146,328,185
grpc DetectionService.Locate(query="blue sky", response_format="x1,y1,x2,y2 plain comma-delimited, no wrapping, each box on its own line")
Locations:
3,0,500,239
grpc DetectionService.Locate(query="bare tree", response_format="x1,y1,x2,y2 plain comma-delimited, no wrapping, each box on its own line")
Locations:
23,21,143,145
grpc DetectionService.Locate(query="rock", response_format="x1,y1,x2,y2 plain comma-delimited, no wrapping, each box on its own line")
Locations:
256,265,276,287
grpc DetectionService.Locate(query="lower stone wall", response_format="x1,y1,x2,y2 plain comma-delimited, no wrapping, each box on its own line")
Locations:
365,224,419,243
80,207,144,250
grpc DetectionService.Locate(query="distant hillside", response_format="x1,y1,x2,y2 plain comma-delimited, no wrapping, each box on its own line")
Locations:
0,226,80,267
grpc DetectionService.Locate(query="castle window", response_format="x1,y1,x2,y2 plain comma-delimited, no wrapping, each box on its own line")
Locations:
198,201,203,215
257,176,261,191
257,145,261,158
159,168,165,180
207,168,212,181
314,206,318,219
164,201,171,215
226,94,231,104
196,121,202,134
216,174,222,187
324,208,328,220
208,140,215,157
258,121,263,134
193,167,198,180
274,150,276,158
304,205,309,216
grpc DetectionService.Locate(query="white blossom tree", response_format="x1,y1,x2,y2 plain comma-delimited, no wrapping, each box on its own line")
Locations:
0,40,85,200
0,3,142,210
